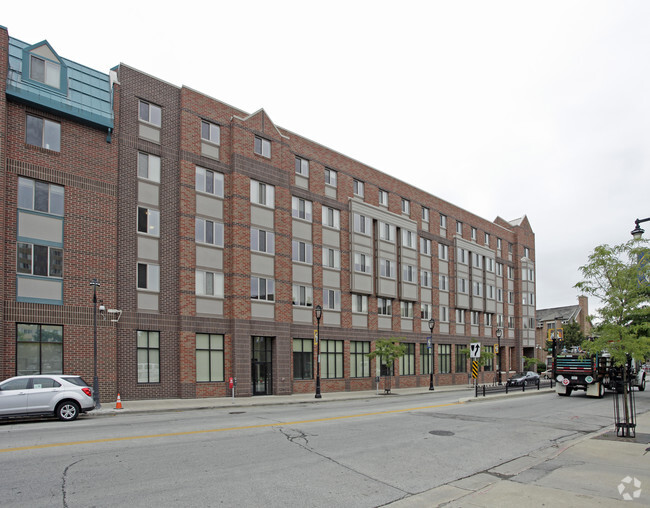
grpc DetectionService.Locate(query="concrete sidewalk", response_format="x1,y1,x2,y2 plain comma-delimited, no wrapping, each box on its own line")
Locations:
91,386,650,506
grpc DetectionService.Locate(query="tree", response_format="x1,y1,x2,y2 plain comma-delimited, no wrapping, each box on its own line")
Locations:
562,320,585,349
574,240,650,435
367,338,406,393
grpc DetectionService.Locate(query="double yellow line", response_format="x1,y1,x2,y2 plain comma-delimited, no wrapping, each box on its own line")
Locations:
0,401,461,453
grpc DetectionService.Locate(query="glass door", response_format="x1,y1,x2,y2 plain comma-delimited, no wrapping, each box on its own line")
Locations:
252,336,273,395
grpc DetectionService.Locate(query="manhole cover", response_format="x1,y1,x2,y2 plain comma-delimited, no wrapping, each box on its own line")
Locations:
429,430,454,436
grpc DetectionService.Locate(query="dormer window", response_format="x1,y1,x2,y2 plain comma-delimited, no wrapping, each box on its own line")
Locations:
30,55,60,88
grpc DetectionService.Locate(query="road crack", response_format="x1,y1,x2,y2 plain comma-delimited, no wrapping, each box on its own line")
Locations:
61,458,83,508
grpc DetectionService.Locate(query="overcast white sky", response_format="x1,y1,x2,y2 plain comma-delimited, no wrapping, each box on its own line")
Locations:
3,1,649,310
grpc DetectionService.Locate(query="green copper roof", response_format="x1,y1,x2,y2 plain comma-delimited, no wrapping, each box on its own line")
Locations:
6,37,113,129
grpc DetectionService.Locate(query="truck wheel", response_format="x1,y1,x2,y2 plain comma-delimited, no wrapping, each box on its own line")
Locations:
598,383,605,398
639,375,646,392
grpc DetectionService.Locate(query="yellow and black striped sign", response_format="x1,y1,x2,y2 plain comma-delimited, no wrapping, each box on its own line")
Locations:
471,360,479,379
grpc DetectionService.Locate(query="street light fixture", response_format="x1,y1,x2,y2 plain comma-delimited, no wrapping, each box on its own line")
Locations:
90,278,101,409
631,217,650,239
428,318,435,391
496,327,503,385
315,305,322,399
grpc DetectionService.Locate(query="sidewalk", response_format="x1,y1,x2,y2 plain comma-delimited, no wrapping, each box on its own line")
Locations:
91,386,650,506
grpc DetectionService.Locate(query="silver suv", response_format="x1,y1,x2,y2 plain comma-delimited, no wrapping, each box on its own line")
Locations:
0,375,95,421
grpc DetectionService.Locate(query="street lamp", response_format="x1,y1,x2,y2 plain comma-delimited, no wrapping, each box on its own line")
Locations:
90,278,102,409
428,318,435,391
631,217,650,239
315,305,322,399
496,327,503,385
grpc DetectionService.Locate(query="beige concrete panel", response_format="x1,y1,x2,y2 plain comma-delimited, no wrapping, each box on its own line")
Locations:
137,291,159,311
196,194,223,220
138,236,159,262
17,277,62,301
139,123,160,144
138,180,159,207
196,297,223,315
18,212,63,244
196,245,223,270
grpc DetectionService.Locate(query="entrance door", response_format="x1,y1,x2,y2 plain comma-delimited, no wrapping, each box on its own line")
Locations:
252,336,272,395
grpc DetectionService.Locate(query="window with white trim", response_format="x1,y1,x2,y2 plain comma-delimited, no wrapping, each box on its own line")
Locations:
196,167,224,197
473,281,483,297
322,247,341,269
292,285,313,307
458,277,468,293
440,305,449,322
440,214,447,229
139,101,161,127
30,54,61,88
138,207,160,236
378,189,388,206
402,230,415,249
138,153,161,182
456,221,463,234
352,294,368,313
137,263,160,291
251,277,275,301
250,228,275,254
354,252,371,273
323,207,340,229
26,115,60,152
323,289,341,310
473,253,482,268
471,227,477,241
254,136,271,158
292,196,312,221
380,259,395,278
295,156,309,177
471,311,480,325
421,303,432,320
420,238,431,255
455,309,465,324
292,240,313,264
353,179,364,197
250,180,274,207
196,270,224,297
401,301,414,318
378,297,392,316
379,222,395,242
402,198,410,215
421,270,432,288
402,264,416,283
196,333,224,382
201,121,220,145
353,213,371,235
325,168,337,187
438,243,449,260
457,248,468,264
195,218,224,246
439,274,448,291
422,207,430,222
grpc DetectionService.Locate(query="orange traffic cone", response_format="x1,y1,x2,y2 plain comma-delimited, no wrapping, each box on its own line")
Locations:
115,393,123,410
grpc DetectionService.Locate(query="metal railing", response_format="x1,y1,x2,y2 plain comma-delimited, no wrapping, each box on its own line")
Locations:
475,379,555,397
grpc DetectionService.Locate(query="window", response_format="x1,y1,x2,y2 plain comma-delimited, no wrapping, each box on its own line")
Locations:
484,345,494,371
486,285,495,299
473,281,483,297
196,333,224,382
251,229,275,254
486,258,495,272
137,263,160,291
496,263,503,276
353,213,371,235
30,54,60,88
350,341,370,378
26,114,60,151
497,288,503,302
353,179,364,197
17,243,63,277
196,167,224,197
485,313,493,326
421,270,432,288
322,340,344,378
293,338,313,379
439,344,451,374
457,277,468,293
354,252,371,273
473,253,483,268
456,309,465,324
457,248,468,264
438,274,448,291
196,218,224,246
292,240,313,264
421,303,432,320
322,247,341,269
522,294,528,305
379,222,395,242
420,238,432,255
508,316,515,328
378,189,388,206
137,330,160,383
455,345,467,373
508,291,515,304
352,294,368,313
323,207,340,229
403,265,416,283
196,270,224,297
420,344,432,375
422,207,430,222
18,177,64,215
323,289,341,310
524,247,530,258
325,168,337,187
254,136,271,157
497,238,502,250
399,343,415,375
485,233,490,245
438,244,449,260
471,311,480,325
440,214,447,229
380,259,395,278
528,269,535,281
251,277,275,301
402,230,415,249
138,153,161,182
201,121,220,145
16,324,63,375
250,180,274,207
529,292,535,305
295,156,309,177
139,101,161,127
440,305,449,322
378,297,392,316
401,301,414,318
508,243,513,254
507,266,514,279
402,198,410,215
138,207,160,236
471,227,477,241
456,221,463,234
292,285,313,307
497,314,504,327
292,196,313,221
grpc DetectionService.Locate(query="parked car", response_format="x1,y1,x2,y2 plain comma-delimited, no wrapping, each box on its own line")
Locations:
507,371,541,387
0,374,95,421
541,369,553,380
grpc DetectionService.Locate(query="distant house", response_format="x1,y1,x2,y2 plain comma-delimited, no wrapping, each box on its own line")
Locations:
535,296,591,360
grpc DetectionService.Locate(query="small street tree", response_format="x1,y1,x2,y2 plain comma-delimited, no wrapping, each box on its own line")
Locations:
367,338,406,394
562,320,586,349
574,239,650,434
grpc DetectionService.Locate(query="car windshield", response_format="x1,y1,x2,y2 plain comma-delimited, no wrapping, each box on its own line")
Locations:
512,373,526,377
61,376,89,387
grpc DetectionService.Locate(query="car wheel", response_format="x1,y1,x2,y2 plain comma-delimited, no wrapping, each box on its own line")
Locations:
598,383,605,398
56,401,80,421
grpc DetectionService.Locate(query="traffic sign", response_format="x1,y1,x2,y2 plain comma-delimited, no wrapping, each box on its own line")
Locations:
470,342,481,359
471,360,479,379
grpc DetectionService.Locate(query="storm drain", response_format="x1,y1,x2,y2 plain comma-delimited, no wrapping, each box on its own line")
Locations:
429,430,455,436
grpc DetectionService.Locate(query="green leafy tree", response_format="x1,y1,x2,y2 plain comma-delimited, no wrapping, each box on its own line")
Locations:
562,320,585,349
367,338,406,393
574,240,650,434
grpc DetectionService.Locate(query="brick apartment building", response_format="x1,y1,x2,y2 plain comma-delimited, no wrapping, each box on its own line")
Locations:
1,27,536,402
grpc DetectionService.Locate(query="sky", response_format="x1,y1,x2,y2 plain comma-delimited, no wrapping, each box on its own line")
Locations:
3,1,649,311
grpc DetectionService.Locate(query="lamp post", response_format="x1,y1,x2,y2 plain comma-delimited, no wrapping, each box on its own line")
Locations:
428,318,435,391
496,327,503,385
315,305,322,399
631,217,650,239
90,278,101,409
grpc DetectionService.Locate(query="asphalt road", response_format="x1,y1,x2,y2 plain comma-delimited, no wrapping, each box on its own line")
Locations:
1,389,648,507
